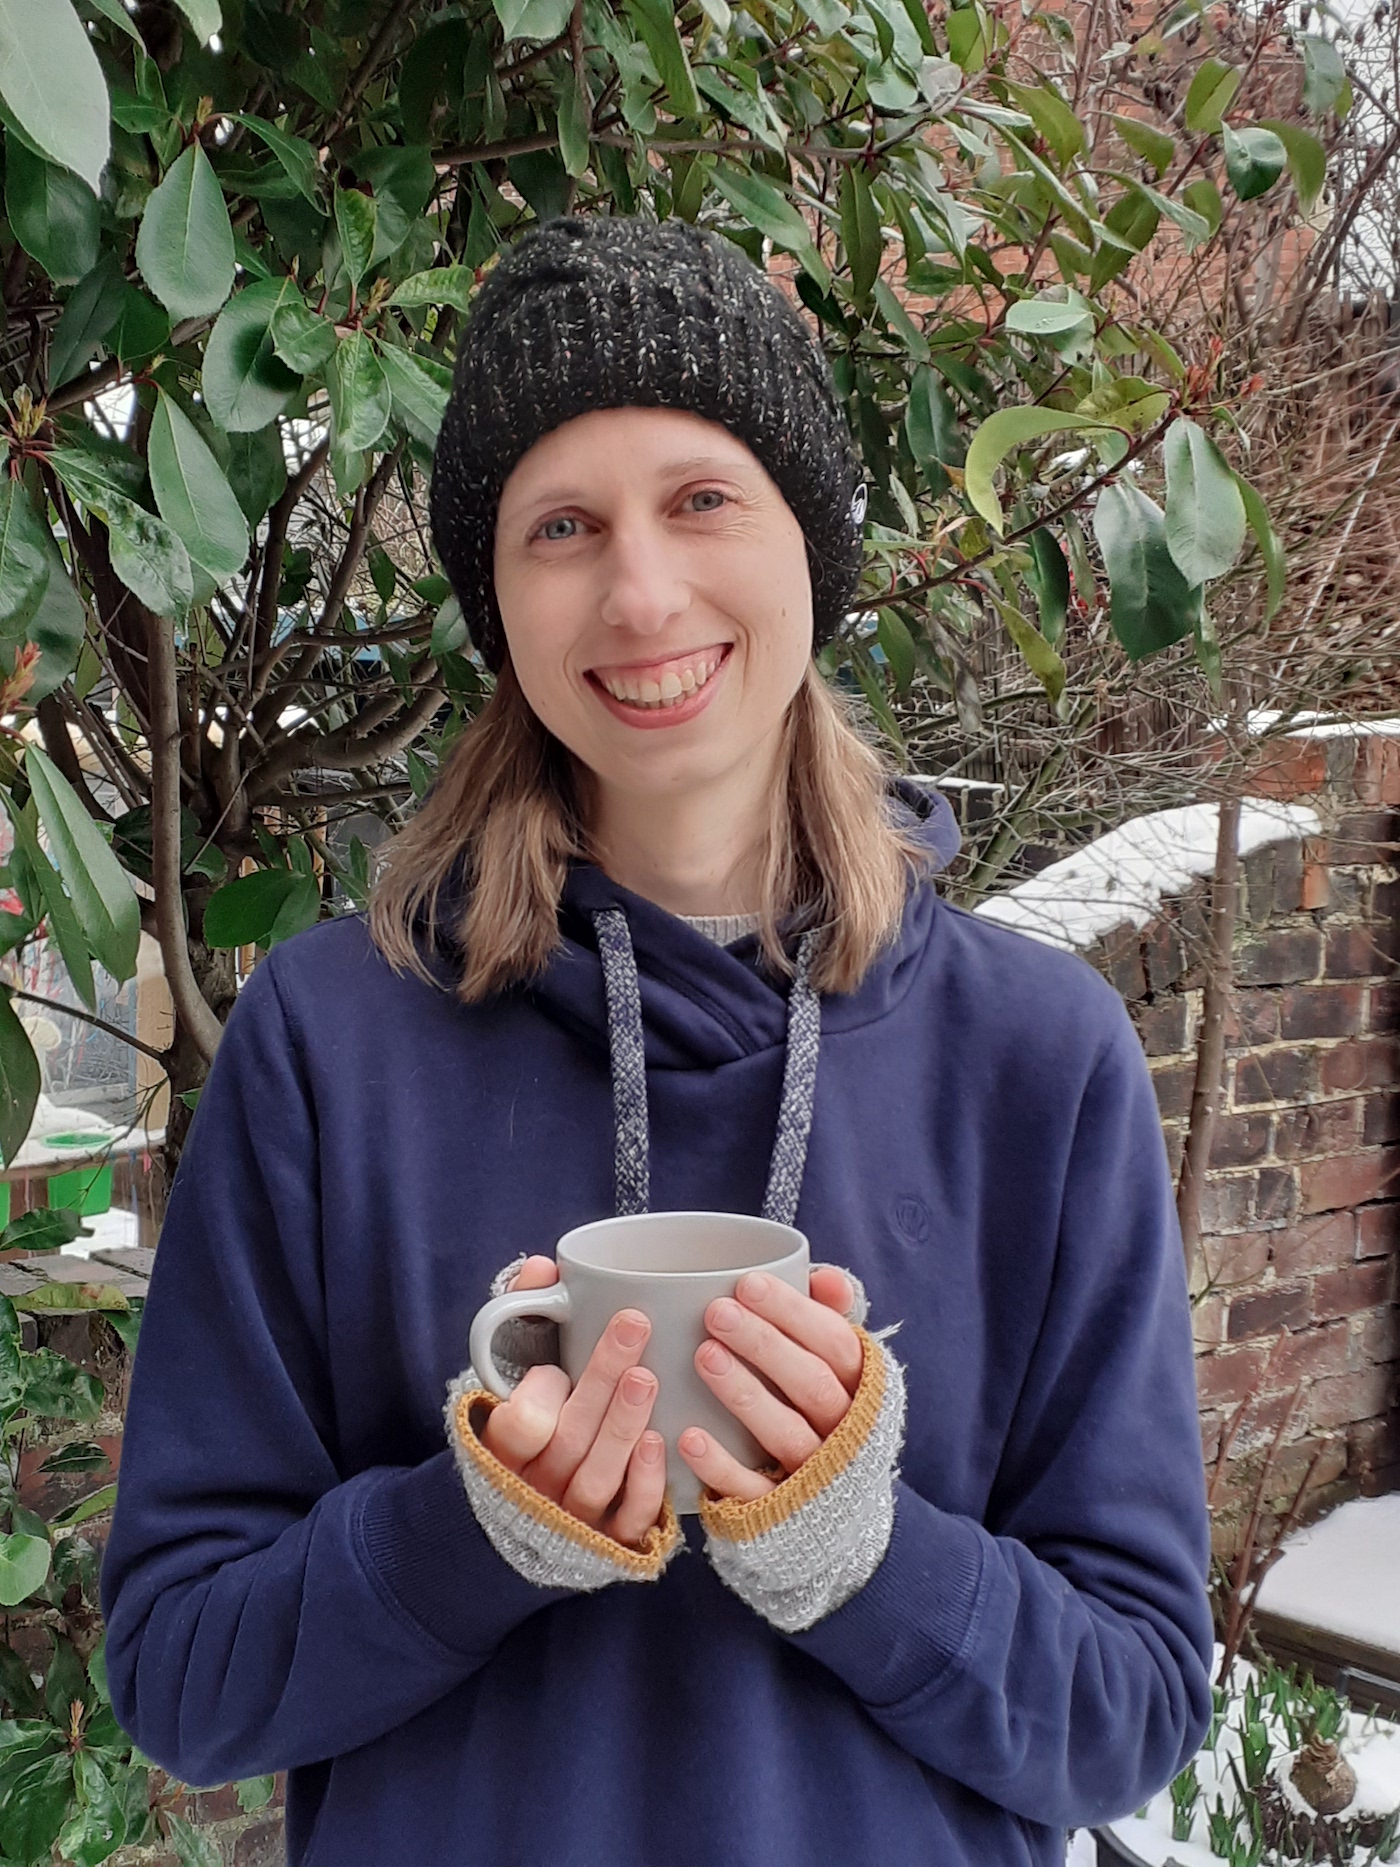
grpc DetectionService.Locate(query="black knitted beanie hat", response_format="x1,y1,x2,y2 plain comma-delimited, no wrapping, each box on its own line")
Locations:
429,215,866,673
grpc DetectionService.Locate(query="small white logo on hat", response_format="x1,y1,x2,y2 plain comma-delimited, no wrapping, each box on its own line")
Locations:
850,484,869,528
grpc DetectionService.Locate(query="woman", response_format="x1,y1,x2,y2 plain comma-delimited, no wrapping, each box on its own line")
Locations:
102,217,1213,1866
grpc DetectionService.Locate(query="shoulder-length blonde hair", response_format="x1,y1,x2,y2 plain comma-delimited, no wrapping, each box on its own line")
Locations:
369,658,931,1001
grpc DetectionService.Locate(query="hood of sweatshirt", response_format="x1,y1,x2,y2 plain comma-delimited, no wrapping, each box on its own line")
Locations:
516,779,959,1073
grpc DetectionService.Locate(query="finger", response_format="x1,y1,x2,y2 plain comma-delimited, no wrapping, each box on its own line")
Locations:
677,1427,775,1504
732,1272,864,1393
560,1363,659,1527
694,1339,823,1475
527,1309,652,1494
507,1255,560,1292
705,1296,854,1438
481,1362,571,1471
607,1431,668,1548
809,1265,853,1314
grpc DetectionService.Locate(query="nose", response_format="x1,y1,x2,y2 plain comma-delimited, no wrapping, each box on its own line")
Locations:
596,517,689,639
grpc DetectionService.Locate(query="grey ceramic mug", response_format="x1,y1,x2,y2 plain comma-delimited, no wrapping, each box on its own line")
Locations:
468,1211,810,1514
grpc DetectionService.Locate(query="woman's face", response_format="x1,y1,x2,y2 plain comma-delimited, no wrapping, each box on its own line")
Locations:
492,406,812,804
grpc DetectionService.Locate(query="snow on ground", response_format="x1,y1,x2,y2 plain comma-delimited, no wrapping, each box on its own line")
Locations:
1254,1493,1400,1657
1067,1829,1097,1865
60,1205,140,1260
972,799,1322,954
1230,710,1400,739
1107,1651,1400,1865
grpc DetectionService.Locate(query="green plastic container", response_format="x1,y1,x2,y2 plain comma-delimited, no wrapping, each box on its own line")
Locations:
0,1182,10,1229
44,1133,114,1218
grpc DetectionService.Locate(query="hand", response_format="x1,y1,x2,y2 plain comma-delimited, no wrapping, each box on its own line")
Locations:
480,1256,667,1548
677,1267,864,1503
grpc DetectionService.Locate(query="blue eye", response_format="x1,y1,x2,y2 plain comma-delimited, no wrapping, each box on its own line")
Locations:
689,490,726,513
539,516,578,541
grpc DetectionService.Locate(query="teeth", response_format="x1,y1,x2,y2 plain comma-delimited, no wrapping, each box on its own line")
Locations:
597,651,724,708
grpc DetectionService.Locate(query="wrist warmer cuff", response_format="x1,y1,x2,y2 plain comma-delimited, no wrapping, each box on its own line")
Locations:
444,1373,683,1591
697,1327,906,1633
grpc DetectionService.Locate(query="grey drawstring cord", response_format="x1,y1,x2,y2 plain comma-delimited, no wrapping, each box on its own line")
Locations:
593,909,822,1226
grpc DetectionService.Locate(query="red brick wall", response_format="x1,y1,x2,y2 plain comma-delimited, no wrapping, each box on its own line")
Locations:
1082,730,1399,1555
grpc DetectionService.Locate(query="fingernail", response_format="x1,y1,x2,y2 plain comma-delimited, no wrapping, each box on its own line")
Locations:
699,1342,731,1375
615,1313,649,1347
621,1368,655,1403
739,1273,769,1302
639,1434,663,1463
710,1298,742,1332
680,1430,707,1457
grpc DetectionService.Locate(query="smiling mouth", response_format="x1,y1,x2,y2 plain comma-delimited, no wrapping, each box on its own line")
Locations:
587,644,731,711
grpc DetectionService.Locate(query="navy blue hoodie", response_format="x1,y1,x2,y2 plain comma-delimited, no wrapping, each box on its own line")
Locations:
102,791,1213,1866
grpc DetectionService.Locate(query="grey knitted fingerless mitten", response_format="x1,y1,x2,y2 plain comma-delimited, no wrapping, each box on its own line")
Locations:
697,1325,907,1634
445,1254,682,1591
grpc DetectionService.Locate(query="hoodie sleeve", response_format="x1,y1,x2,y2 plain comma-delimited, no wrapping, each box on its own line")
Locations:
783,1005,1215,1832
100,957,577,1787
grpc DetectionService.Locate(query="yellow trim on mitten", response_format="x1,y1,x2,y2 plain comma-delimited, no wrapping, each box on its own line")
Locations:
696,1326,889,1544
450,1389,683,1578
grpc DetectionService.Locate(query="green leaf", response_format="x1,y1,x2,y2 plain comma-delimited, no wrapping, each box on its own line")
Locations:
839,164,882,302
202,279,301,432
236,1776,276,1814
557,73,591,179
165,1810,222,1867
21,1345,103,1417
329,331,392,454
0,479,51,636
1027,527,1070,645
1092,479,1202,660
48,1482,117,1528
876,607,916,691
873,277,929,360
0,1749,73,1861
111,285,170,367
1236,473,1286,619
225,424,287,529
1004,292,1093,335
269,294,337,374
0,1530,48,1607
1258,119,1326,214
136,141,235,321
148,392,250,583
1182,176,1223,237
84,0,146,45
1163,417,1247,583
4,138,99,283
233,114,320,204
390,266,475,313
626,0,701,117
711,164,817,259
26,746,141,980
494,0,571,39
1184,59,1241,134
1301,34,1347,116
964,405,1113,532
1004,80,1084,164
0,985,39,1164
38,1440,107,1472
431,596,467,659
0,0,109,191
378,343,448,449
171,0,220,43
334,187,377,290
1222,124,1286,202
904,366,964,468
204,867,303,947
102,491,194,618
946,5,989,71
1112,114,1174,177
47,250,125,388
269,871,319,945
849,648,906,754
1,1206,85,1252
994,595,1066,707
57,1749,126,1866
5,799,95,1010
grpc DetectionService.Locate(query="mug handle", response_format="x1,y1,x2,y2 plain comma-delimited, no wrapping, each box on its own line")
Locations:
468,1281,572,1399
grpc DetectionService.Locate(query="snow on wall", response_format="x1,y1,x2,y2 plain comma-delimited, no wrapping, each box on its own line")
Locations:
1254,1492,1400,1657
972,799,1323,954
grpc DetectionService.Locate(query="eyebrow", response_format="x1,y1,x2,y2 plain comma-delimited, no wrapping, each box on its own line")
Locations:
505,453,761,521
